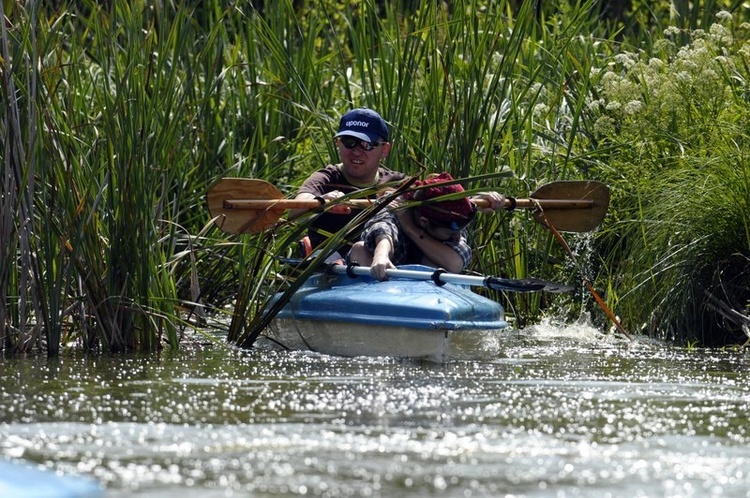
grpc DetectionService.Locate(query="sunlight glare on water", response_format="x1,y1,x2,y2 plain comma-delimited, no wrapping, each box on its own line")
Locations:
2,323,750,497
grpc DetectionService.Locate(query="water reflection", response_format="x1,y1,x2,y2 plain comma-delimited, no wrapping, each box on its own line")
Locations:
1,324,749,497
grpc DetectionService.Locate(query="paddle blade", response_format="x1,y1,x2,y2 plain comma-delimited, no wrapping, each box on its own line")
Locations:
206,178,285,234
484,276,574,293
529,180,609,232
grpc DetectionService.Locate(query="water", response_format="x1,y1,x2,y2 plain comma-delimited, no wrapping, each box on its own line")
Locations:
1,322,749,497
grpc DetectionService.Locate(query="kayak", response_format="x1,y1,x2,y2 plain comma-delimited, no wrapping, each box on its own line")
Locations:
0,458,103,498
207,178,610,357
261,264,511,361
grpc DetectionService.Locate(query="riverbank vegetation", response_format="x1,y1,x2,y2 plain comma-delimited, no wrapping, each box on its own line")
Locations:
1,0,748,355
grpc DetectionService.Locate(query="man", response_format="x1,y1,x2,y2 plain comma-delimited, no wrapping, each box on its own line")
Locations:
291,108,407,256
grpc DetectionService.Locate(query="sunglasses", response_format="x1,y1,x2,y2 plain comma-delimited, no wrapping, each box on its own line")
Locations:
426,206,477,231
428,218,472,232
338,136,385,151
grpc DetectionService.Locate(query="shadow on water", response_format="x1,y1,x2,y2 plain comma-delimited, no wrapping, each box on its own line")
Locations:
1,321,750,497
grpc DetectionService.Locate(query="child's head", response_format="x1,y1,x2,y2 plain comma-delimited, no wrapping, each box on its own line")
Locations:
410,173,476,230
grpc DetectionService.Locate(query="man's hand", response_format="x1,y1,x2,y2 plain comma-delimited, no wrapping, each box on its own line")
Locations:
319,190,352,214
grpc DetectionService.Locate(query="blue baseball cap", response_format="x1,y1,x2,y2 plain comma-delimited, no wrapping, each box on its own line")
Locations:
334,108,389,142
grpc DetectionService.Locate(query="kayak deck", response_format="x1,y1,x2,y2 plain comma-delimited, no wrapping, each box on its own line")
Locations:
262,265,509,360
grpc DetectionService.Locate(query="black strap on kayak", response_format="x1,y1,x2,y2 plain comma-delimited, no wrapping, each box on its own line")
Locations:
346,262,360,279
431,268,447,286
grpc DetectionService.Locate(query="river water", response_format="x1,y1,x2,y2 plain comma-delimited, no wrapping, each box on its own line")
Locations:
1,320,749,497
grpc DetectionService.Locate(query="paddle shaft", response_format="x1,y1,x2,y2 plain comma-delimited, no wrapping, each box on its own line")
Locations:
333,264,489,286
330,264,572,293
223,197,595,211
206,177,609,233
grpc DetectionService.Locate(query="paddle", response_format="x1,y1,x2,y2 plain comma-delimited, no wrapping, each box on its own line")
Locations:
206,178,609,234
330,264,573,293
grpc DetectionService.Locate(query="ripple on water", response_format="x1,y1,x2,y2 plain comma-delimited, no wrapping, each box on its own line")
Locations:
1,330,750,497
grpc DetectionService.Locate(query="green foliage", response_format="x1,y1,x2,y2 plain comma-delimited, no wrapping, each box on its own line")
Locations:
2,0,749,354
591,13,750,344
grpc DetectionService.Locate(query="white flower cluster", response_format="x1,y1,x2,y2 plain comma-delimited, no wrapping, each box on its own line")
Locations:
591,17,748,143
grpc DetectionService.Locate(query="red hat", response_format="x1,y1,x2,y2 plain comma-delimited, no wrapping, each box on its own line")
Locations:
408,173,476,229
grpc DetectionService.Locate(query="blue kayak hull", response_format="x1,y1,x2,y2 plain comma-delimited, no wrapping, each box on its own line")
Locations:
264,265,509,360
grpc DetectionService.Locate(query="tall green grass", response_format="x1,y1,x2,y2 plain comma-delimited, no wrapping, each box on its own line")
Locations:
1,0,748,354
2,2,227,353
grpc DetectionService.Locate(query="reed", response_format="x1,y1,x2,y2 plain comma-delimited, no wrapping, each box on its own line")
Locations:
2,0,747,354
1,2,235,353
1,2,43,352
